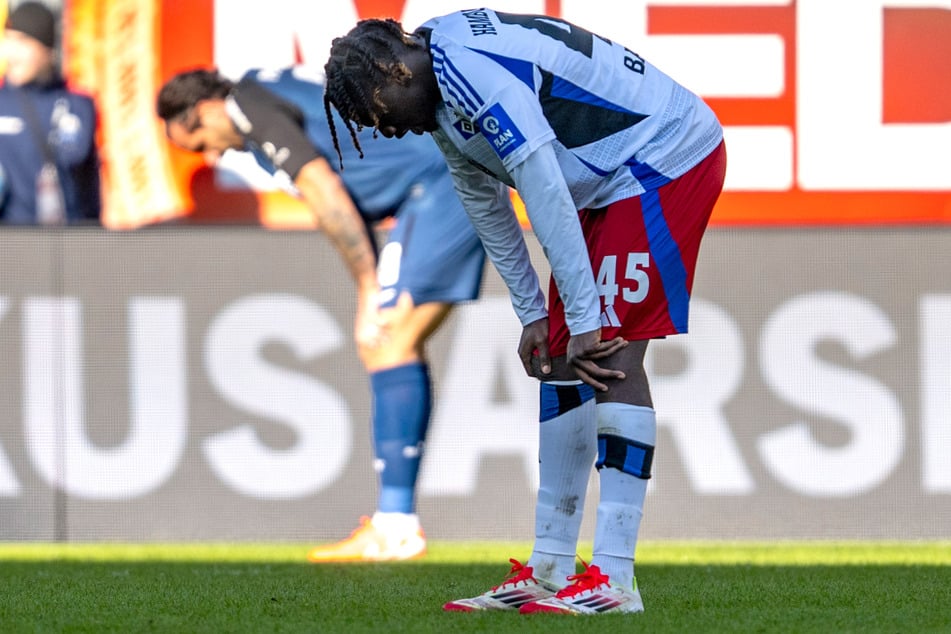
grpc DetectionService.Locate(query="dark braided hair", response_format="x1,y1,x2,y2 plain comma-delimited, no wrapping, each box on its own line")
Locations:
323,18,424,169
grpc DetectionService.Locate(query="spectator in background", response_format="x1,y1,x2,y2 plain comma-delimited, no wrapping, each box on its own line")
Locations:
157,66,486,562
0,1,100,225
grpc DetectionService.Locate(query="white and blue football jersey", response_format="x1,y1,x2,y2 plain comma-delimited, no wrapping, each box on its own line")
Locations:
421,8,723,209
419,8,724,335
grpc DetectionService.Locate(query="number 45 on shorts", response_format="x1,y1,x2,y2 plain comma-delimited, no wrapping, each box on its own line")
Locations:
597,252,650,328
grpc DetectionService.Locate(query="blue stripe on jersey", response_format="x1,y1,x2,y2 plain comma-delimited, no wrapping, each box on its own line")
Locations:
467,47,536,90
550,76,641,116
433,74,473,116
433,64,478,117
627,157,673,191
431,45,484,116
577,155,612,177
539,71,649,150
639,182,690,333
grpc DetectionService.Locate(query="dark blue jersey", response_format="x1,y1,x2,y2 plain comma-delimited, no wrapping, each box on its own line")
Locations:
0,79,101,224
232,67,449,222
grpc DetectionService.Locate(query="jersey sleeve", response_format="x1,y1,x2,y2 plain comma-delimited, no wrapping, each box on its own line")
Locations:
431,129,548,327
429,35,555,173
229,78,322,181
473,81,555,173
509,141,601,335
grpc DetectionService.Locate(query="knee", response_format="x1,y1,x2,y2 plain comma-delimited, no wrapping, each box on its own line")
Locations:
358,329,423,371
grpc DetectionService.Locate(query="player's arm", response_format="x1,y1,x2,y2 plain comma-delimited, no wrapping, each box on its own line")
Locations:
431,129,552,375
431,130,547,326
289,156,381,349
231,80,377,294
231,79,381,346
508,141,626,389
508,141,600,335
293,157,377,292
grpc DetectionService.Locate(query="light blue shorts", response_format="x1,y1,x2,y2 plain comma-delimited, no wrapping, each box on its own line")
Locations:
376,172,485,309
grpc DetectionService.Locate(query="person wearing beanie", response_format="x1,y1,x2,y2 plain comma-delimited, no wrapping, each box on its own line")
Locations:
0,1,101,224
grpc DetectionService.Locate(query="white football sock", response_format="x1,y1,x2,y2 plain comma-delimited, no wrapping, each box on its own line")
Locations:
371,511,420,537
592,402,656,589
528,381,597,586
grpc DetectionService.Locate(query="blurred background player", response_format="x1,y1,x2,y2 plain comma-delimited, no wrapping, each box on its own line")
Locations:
0,1,100,225
156,66,485,561
324,11,725,612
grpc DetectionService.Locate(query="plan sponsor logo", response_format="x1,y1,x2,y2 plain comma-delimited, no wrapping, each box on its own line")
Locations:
479,105,525,159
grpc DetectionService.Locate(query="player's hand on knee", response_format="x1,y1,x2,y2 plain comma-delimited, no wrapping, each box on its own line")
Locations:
355,289,387,349
567,330,627,391
518,317,551,378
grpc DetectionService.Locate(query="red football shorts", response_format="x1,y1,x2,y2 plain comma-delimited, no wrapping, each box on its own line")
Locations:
547,141,726,356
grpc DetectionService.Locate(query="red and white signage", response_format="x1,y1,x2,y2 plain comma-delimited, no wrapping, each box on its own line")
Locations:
55,0,950,228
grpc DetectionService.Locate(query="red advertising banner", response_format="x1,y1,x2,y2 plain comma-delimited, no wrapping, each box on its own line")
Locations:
49,0,951,228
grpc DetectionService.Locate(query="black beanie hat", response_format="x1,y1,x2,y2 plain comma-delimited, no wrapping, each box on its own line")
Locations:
5,2,56,49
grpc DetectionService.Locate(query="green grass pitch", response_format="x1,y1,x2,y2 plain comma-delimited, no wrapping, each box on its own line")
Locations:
1,541,950,632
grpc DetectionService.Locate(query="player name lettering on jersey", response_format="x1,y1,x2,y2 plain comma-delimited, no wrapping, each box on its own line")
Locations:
463,9,497,36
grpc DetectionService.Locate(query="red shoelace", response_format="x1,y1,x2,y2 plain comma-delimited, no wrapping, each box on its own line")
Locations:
555,563,611,598
493,558,536,591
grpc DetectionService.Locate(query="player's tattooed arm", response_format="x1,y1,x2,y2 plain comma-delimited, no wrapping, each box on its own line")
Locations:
294,157,378,293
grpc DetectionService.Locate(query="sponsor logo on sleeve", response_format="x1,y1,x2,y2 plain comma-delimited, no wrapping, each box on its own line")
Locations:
452,118,478,140
478,104,525,160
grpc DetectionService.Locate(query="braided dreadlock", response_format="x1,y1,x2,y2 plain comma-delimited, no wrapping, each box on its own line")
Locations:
323,18,424,169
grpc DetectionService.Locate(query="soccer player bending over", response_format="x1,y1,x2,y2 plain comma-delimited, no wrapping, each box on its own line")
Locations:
157,66,486,562
324,9,725,614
